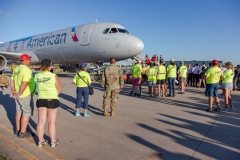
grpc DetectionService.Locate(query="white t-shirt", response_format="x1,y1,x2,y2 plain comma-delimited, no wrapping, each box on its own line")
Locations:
192,66,200,74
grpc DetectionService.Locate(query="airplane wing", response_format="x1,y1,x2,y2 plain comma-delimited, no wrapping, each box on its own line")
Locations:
0,51,23,59
0,51,40,70
0,51,39,63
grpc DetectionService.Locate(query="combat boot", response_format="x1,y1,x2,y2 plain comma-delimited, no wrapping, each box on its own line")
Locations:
110,109,116,116
103,108,110,116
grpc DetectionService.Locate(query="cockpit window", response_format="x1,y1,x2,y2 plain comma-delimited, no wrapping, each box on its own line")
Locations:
103,28,110,34
110,28,118,33
103,28,129,34
118,28,129,34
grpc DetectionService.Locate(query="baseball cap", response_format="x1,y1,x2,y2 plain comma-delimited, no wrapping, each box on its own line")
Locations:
41,59,52,67
212,59,218,65
137,60,142,63
20,54,31,61
80,63,88,69
180,61,184,64
170,58,175,62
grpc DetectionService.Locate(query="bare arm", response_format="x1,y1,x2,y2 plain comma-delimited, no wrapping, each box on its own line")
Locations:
10,79,18,98
55,75,62,94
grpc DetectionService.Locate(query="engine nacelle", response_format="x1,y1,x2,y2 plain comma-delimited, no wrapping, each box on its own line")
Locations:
0,55,7,71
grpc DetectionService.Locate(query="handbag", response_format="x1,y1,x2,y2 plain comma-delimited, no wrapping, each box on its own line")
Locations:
77,72,94,95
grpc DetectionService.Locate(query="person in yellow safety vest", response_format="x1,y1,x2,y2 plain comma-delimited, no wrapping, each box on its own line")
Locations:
205,59,222,112
156,60,166,97
34,59,62,148
147,62,157,97
166,59,177,97
73,63,92,117
11,54,35,138
130,60,142,96
178,61,188,94
141,64,148,85
221,61,234,111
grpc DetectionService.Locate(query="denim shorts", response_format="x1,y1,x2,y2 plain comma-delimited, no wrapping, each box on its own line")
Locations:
206,83,219,97
222,83,233,90
148,81,156,87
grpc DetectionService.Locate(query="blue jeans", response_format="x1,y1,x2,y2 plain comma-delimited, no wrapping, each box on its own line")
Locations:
168,78,175,96
76,87,89,109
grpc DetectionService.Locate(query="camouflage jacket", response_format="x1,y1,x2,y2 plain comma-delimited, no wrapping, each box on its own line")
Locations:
101,64,124,90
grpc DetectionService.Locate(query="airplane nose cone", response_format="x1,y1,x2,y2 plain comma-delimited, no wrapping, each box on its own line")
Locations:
134,37,144,54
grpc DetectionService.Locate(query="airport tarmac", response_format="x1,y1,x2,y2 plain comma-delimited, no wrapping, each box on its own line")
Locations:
0,74,240,160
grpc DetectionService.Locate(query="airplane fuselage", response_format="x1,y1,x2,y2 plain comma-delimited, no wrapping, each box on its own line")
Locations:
0,22,144,68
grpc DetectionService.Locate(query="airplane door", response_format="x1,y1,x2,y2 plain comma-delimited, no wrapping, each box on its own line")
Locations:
81,24,94,46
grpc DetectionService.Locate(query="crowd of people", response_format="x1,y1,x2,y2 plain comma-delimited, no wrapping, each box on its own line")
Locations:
127,55,238,113
0,53,239,149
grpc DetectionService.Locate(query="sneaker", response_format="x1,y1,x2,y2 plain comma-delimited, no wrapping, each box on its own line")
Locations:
75,112,81,116
83,113,90,117
38,140,47,147
222,108,229,112
205,108,213,112
230,107,235,111
214,108,221,112
18,131,33,138
51,139,60,148
14,130,19,135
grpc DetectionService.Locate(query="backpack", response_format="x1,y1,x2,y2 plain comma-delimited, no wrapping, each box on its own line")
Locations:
0,74,9,86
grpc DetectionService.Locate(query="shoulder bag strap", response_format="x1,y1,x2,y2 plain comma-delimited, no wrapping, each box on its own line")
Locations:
77,72,90,87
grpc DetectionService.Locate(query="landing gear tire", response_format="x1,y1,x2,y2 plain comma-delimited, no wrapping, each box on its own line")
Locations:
94,74,102,81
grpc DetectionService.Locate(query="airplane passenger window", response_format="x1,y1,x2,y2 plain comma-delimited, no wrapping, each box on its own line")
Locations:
103,28,110,34
118,28,129,34
110,28,118,33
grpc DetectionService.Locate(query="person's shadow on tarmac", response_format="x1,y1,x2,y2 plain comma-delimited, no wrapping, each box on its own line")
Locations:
0,91,51,146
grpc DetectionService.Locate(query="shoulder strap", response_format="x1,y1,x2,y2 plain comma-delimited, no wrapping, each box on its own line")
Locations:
77,72,90,86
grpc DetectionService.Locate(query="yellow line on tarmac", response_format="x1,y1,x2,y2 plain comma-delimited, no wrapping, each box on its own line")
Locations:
0,123,64,160
0,134,39,160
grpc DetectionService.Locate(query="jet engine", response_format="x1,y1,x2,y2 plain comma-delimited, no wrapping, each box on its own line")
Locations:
0,55,7,71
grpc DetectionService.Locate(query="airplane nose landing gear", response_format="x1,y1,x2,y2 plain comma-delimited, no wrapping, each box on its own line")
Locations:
94,73,102,81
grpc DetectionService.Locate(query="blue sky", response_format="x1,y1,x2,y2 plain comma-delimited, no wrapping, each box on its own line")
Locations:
0,0,240,65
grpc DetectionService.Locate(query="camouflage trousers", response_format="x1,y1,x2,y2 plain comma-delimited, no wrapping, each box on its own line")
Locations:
102,89,119,110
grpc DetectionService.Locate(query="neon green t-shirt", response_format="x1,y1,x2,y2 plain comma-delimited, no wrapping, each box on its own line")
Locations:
156,65,166,80
73,71,91,87
167,64,177,78
11,64,35,98
34,71,59,99
132,64,142,78
147,67,157,82
222,69,234,83
205,66,221,84
178,65,187,78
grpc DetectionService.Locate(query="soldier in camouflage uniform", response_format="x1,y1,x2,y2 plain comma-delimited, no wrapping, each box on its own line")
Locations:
101,58,124,116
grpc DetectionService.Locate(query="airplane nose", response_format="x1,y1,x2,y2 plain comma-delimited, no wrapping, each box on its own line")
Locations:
131,37,144,54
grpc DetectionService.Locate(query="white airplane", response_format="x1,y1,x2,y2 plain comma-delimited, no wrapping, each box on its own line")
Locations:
0,22,144,70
